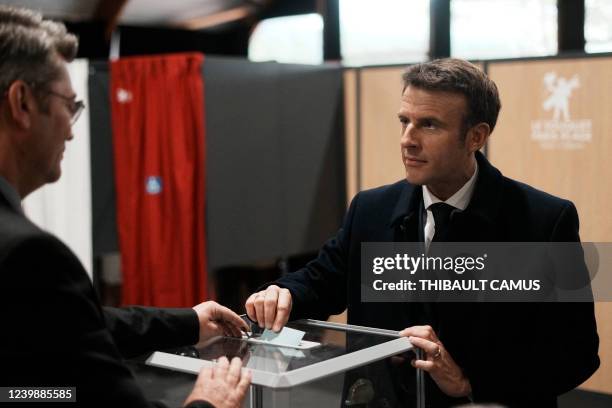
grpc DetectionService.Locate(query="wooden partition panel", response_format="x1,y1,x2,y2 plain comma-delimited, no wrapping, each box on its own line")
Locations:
343,69,358,205
488,57,612,394
359,67,406,190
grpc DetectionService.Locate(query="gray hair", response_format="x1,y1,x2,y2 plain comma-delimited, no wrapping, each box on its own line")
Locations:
0,5,78,95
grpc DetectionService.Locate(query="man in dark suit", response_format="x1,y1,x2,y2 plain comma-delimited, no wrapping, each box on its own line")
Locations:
0,6,250,408
245,59,600,406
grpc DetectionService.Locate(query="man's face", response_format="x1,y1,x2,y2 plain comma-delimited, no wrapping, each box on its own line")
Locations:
398,86,475,199
26,62,74,186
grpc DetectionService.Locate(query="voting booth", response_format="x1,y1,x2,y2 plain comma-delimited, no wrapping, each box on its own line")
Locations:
147,320,419,408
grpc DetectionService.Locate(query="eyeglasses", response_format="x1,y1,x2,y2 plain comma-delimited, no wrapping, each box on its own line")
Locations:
44,90,85,126
2,82,85,126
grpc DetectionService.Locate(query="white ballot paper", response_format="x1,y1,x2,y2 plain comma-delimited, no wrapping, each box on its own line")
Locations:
243,326,323,350
259,327,305,347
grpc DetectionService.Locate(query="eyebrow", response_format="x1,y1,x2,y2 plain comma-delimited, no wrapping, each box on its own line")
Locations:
421,116,444,125
397,114,444,125
56,89,77,100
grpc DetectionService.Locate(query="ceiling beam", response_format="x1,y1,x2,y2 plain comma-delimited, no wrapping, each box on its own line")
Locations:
93,0,130,40
558,0,585,53
177,5,256,30
429,0,451,59
317,0,340,61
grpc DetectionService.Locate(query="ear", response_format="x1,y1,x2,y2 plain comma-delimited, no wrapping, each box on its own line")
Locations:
5,80,36,130
466,122,490,153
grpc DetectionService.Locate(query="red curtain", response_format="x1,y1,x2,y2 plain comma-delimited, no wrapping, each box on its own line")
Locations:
110,53,207,307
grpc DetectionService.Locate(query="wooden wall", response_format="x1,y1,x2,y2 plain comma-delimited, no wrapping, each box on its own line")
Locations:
343,69,359,205
359,67,407,190
488,57,612,394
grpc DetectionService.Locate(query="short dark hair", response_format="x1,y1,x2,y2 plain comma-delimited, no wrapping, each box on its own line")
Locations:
0,6,78,95
402,58,501,133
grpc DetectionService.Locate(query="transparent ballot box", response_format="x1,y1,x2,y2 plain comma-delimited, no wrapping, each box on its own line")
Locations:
146,319,424,408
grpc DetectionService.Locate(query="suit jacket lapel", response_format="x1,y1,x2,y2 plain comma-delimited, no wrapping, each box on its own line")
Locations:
448,151,504,242
389,181,423,242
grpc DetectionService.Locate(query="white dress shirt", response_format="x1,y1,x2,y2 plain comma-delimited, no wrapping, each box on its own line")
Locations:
422,162,479,250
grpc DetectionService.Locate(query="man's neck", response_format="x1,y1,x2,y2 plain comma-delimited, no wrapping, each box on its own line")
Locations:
0,173,25,214
0,126,42,200
426,159,477,201
0,146,35,200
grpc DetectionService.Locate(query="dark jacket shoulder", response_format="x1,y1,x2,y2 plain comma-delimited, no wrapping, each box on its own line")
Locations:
356,179,410,203
496,175,579,241
0,204,69,266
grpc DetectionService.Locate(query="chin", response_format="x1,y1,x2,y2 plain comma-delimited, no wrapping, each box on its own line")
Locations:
404,172,428,186
47,170,62,184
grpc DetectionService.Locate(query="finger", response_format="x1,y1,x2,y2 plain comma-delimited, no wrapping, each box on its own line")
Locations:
196,366,213,386
272,289,292,332
399,325,429,338
215,356,230,379
221,322,242,338
216,305,250,333
217,318,244,338
227,357,242,385
411,358,435,371
263,287,279,330
221,326,233,338
407,336,440,357
399,325,438,342
235,369,252,396
253,291,266,327
245,293,258,322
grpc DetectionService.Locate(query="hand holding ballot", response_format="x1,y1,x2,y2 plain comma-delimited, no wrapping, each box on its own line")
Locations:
245,285,293,332
193,301,250,341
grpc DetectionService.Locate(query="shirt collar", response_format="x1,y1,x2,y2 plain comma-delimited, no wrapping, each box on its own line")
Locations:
0,176,24,215
423,160,479,211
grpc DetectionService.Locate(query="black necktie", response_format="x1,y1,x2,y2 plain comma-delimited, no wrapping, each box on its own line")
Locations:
426,203,456,337
430,202,455,242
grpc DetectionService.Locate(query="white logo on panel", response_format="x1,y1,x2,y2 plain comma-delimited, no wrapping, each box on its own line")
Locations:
530,72,592,150
117,88,133,103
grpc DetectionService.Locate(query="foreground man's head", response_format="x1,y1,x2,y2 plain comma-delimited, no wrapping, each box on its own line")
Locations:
0,6,79,198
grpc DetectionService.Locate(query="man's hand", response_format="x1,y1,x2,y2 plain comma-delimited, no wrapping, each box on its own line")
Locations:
245,285,292,332
399,325,472,398
193,301,249,341
184,357,251,408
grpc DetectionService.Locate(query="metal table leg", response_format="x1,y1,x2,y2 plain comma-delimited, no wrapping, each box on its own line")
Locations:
249,384,263,408
416,349,425,408
270,388,290,408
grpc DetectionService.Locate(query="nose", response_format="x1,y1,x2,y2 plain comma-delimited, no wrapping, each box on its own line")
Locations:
400,123,419,148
